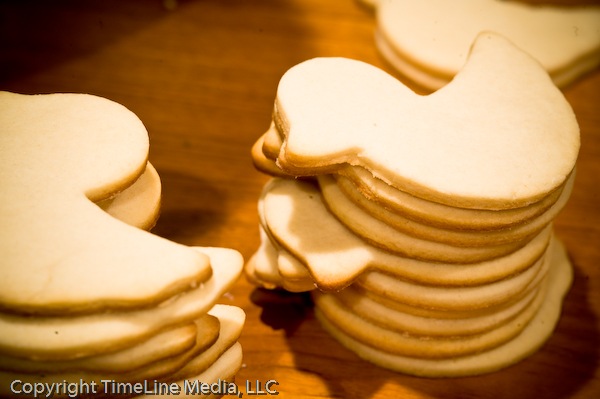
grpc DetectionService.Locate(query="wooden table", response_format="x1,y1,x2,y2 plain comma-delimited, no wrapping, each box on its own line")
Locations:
1,1,599,398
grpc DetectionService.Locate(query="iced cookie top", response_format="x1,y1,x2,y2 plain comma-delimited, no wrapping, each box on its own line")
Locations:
274,33,580,209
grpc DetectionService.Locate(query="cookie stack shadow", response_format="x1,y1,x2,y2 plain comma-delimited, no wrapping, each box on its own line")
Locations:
0,92,245,396
246,33,579,377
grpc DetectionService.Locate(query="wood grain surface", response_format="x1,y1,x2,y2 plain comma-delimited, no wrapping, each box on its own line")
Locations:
1,1,599,398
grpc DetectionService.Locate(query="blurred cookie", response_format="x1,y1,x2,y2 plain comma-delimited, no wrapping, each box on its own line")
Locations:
373,0,600,91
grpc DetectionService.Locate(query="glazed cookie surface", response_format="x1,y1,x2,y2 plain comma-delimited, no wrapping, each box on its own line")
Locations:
273,34,579,208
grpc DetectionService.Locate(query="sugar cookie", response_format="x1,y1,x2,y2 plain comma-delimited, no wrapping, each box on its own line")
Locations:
318,175,528,261
0,322,201,373
313,280,543,359
0,306,244,397
257,178,554,290
374,0,600,91
166,305,245,382
133,305,245,399
319,172,574,247
333,283,541,337
313,240,572,377
355,281,543,321
0,247,242,360
135,344,243,399
0,316,218,391
354,239,550,311
97,162,162,231
272,33,579,208
248,227,316,293
337,167,566,231
253,123,572,232
251,132,290,178
253,124,568,231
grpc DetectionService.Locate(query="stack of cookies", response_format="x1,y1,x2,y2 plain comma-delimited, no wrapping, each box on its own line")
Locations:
368,0,600,91
248,33,579,376
0,92,245,396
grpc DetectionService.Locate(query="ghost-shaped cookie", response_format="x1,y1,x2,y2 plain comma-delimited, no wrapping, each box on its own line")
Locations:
371,0,600,90
272,33,579,209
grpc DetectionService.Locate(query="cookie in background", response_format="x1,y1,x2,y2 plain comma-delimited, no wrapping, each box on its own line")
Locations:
360,0,600,91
